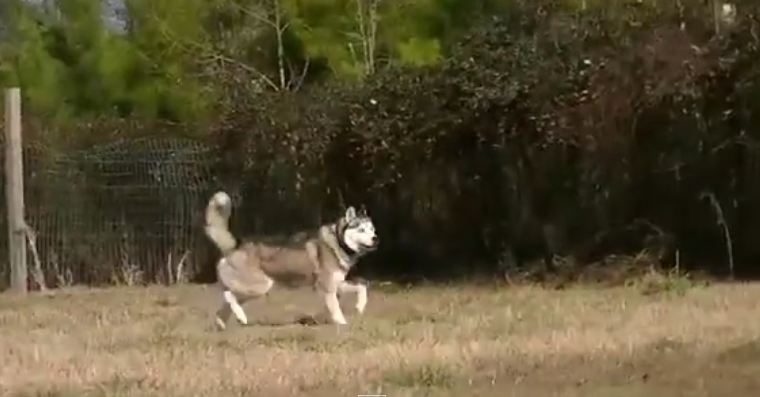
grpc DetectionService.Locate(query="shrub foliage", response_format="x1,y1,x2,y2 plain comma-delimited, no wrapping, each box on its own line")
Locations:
5,0,760,281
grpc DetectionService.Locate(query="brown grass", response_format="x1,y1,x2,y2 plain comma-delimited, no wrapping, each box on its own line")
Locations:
1,279,760,396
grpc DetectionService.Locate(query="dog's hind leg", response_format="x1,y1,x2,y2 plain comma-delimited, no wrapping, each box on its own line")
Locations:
215,298,232,331
223,290,249,326
338,280,368,314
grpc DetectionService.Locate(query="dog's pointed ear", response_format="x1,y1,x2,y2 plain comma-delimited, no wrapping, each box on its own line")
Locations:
345,206,357,221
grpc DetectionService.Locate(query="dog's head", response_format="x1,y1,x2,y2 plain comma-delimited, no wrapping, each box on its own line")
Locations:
340,205,379,254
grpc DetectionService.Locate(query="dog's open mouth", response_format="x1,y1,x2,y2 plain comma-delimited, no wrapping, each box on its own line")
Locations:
361,241,379,251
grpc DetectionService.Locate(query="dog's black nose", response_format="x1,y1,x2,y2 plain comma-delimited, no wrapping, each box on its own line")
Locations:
372,236,379,244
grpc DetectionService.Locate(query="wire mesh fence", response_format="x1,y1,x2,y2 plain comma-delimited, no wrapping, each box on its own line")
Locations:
0,136,220,289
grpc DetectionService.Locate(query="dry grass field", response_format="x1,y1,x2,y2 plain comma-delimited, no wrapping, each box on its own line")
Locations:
1,278,760,396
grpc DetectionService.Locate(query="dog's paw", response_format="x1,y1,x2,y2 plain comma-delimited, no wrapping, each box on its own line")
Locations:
214,317,227,331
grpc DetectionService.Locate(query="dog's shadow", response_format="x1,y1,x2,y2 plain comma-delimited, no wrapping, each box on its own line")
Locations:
242,313,326,327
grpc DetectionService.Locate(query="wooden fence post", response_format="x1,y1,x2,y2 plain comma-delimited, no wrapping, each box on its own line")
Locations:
5,88,27,294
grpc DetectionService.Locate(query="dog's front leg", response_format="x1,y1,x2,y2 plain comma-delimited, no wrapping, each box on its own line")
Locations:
323,291,348,325
338,281,368,314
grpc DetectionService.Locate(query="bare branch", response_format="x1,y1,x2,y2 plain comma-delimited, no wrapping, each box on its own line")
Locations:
21,221,47,292
293,58,310,92
175,250,190,284
353,0,380,76
166,251,173,285
700,191,734,279
225,0,292,90
274,0,287,90
208,52,280,91
227,1,279,30
150,14,280,91
355,0,369,75
368,0,379,75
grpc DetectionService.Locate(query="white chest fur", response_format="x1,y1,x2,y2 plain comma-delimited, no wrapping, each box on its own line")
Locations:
319,225,355,270
332,269,347,283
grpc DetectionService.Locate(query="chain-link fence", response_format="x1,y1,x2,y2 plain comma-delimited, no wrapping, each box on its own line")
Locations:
0,136,220,289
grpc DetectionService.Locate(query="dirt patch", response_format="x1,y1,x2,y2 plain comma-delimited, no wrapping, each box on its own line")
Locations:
716,339,760,363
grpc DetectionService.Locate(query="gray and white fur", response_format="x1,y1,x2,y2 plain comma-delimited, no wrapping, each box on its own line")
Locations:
204,191,379,329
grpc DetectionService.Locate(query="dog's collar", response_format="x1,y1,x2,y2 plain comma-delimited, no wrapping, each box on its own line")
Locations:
318,225,355,271
335,224,358,258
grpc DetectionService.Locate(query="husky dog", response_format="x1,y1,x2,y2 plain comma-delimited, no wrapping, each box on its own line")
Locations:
204,191,379,329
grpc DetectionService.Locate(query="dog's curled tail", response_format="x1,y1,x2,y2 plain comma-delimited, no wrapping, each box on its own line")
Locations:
204,191,237,255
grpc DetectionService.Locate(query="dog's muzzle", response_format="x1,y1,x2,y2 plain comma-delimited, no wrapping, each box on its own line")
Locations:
363,236,379,251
